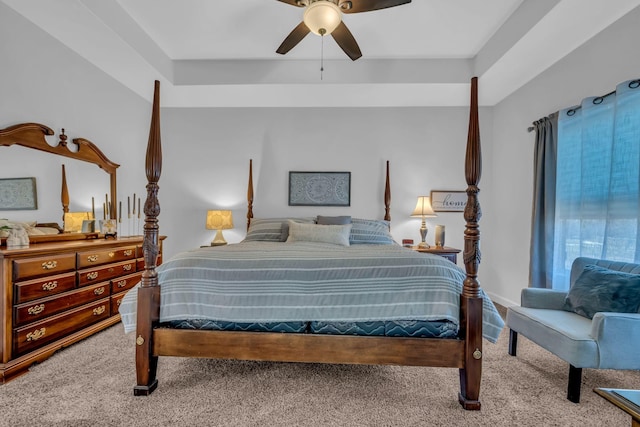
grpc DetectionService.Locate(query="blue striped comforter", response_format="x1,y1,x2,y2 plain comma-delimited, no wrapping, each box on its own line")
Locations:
119,241,504,342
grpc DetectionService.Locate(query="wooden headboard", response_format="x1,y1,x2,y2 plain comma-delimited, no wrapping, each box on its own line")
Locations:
245,159,392,230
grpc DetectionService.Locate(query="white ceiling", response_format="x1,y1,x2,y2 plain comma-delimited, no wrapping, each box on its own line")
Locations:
4,0,640,107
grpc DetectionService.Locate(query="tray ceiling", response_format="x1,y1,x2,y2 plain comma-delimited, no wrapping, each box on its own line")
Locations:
3,0,639,107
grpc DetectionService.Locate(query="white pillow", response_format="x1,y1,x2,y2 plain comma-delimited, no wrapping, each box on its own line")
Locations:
0,220,39,237
30,227,61,235
286,220,352,246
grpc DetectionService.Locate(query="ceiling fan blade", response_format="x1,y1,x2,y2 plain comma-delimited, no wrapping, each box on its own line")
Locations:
341,0,411,14
276,22,311,55
276,0,304,7
331,21,362,61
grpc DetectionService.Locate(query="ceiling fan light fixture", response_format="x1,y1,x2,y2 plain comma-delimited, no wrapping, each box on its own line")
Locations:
304,1,342,36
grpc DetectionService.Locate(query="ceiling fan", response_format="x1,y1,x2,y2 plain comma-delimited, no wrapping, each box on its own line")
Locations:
276,0,412,61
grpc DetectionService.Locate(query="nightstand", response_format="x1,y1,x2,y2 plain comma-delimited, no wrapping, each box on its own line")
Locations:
412,246,461,264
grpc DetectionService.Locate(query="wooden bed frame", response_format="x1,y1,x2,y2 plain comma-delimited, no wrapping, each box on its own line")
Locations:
134,78,484,410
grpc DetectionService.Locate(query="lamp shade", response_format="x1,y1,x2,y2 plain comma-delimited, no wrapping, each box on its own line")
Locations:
411,196,437,217
63,212,94,233
206,210,234,230
304,1,342,35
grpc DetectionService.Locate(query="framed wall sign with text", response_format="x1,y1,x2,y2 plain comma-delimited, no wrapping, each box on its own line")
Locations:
430,190,467,212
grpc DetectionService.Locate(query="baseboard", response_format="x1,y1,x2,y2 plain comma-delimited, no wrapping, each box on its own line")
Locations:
484,291,518,309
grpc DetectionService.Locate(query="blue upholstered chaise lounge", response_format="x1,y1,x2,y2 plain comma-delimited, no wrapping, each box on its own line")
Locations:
506,257,640,403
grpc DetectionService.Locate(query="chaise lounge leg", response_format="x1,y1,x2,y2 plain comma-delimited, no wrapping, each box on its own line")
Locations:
567,365,582,403
508,329,518,356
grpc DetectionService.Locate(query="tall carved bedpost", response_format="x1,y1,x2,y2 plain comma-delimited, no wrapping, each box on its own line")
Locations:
458,76,484,410
384,160,391,222
134,80,162,396
247,159,254,230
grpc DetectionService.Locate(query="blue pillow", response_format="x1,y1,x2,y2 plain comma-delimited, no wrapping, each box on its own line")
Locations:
349,218,394,245
563,264,640,319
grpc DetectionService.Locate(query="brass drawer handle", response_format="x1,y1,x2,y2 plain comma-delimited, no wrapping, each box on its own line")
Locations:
26,327,46,341
42,281,58,291
93,306,106,316
116,280,127,288
117,299,122,306
87,255,99,262
124,250,133,256
123,264,132,271
94,287,105,295
28,304,45,315
42,261,58,270
108,252,115,258
87,272,99,280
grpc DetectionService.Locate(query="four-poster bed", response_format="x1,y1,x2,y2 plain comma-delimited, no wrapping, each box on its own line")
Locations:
130,77,494,410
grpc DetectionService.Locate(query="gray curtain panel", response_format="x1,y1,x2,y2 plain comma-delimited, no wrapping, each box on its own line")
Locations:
529,113,558,288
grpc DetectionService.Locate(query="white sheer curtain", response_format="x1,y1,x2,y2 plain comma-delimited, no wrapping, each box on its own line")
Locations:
552,79,640,290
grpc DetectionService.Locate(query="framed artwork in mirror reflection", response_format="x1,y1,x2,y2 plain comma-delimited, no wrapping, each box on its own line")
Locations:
0,177,37,210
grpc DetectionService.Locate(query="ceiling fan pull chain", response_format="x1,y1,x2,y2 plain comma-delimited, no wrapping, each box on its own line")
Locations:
320,34,325,80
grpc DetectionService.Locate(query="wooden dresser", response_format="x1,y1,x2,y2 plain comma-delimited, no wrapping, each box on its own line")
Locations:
0,236,163,383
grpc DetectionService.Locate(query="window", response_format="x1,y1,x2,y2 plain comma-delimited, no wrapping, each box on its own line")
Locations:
552,81,640,289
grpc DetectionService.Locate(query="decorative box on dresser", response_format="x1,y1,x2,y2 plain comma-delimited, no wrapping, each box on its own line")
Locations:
0,236,164,383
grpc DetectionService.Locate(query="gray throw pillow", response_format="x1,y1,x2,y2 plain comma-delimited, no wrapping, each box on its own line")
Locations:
244,218,315,242
563,264,640,319
317,215,352,225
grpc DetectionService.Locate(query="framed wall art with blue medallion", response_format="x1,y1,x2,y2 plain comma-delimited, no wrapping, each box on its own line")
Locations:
288,171,351,206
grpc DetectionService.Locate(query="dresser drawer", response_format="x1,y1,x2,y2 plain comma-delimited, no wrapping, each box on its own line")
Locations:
111,272,142,294
13,298,110,356
12,253,76,281
77,246,136,269
438,253,457,263
77,260,136,287
13,282,109,326
14,272,77,304
111,291,127,316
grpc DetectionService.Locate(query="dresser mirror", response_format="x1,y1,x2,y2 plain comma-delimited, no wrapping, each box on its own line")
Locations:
0,122,119,244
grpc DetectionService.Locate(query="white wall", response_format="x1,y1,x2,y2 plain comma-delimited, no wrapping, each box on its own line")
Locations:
485,6,640,306
159,107,491,261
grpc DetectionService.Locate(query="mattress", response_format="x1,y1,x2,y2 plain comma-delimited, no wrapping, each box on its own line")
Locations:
159,319,459,338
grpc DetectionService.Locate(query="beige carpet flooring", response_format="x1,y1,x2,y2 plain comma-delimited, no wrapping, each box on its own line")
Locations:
1,313,639,427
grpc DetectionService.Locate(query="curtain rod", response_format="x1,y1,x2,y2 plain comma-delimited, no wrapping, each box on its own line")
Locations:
527,79,640,132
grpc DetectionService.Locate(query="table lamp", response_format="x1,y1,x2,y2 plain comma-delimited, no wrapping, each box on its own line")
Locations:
206,210,234,246
63,212,94,233
410,196,437,248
